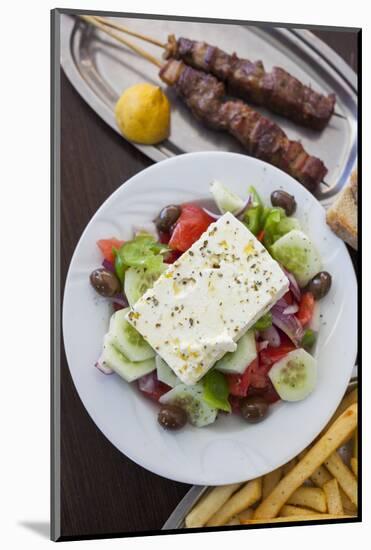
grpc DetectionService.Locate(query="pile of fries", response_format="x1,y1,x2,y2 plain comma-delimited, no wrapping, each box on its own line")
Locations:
185,388,358,528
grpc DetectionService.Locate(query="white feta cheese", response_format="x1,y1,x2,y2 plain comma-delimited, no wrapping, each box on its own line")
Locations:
126,212,289,385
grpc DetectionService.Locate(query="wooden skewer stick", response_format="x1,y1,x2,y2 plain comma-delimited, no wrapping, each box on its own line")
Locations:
79,15,163,68
90,17,344,122
92,15,166,48
79,14,329,189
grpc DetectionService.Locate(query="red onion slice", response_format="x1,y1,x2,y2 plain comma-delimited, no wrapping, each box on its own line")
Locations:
95,354,113,374
257,340,269,351
110,293,129,308
202,207,221,220
271,303,304,346
261,325,281,348
283,303,299,315
102,259,115,272
282,267,301,302
235,195,253,219
203,195,252,220
138,371,157,393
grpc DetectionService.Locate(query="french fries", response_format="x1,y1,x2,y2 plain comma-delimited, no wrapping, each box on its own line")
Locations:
185,390,359,529
185,483,241,528
262,467,282,499
323,479,344,515
237,508,254,522
310,465,333,488
280,505,317,517
225,517,240,526
311,466,354,513
282,458,297,477
324,452,357,506
318,389,357,442
334,389,358,419
254,404,357,519
206,479,262,526
241,514,354,525
287,487,327,512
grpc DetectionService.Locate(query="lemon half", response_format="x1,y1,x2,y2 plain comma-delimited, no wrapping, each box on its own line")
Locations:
115,83,170,145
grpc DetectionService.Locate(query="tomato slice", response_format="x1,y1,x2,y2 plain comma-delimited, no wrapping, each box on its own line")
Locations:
137,372,171,402
248,359,272,389
97,238,125,264
259,341,296,367
226,358,260,397
169,204,214,252
227,363,251,397
296,292,315,327
164,250,182,264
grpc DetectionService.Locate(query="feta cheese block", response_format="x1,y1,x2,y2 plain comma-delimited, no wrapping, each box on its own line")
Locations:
126,212,289,385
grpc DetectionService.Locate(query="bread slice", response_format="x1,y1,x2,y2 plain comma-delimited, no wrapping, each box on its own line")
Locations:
326,171,358,250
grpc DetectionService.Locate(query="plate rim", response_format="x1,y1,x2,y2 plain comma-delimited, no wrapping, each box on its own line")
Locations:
62,151,357,485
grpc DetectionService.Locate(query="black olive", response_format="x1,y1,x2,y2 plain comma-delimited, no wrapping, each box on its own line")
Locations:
306,271,332,300
271,190,297,216
158,405,187,430
240,396,269,423
154,205,181,233
90,268,121,297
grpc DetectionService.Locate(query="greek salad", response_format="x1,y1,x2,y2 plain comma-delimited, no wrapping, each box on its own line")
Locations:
90,181,332,430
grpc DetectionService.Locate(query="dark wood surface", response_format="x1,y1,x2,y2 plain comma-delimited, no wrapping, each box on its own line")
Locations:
59,27,358,539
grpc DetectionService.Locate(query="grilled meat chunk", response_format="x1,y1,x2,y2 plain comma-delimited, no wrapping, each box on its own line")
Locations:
160,59,327,191
165,35,335,131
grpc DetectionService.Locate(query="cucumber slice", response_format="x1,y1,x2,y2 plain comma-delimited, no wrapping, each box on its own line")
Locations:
109,308,155,362
210,180,245,214
102,335,156,382
156,355,180,388
215,330,257,374
270,230,322,287
124,265,166,306
159,383,218,427
268,348,317,401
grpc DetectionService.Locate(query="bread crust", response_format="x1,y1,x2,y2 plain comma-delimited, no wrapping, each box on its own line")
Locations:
326,170,358,250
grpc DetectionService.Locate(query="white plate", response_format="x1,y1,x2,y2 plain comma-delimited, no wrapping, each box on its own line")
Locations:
63,152,357,485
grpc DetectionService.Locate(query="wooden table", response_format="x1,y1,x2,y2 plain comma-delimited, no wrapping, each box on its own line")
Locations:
59,28,358,539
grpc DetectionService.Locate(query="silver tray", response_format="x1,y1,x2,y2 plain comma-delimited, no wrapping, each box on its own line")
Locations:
162,376,358,530
60,13,357,205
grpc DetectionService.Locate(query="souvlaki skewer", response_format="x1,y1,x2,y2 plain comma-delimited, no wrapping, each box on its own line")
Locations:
80,15,328,192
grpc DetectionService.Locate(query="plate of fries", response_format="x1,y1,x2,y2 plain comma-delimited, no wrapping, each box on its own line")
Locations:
163,382,358,529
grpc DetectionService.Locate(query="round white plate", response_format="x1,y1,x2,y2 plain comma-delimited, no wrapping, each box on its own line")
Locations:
63,152,357,485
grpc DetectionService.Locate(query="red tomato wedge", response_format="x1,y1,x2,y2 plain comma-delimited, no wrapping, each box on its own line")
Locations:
137,372,171,402
97,238,125,264
296,292,315,327
226,358,259,397
248,359,272,389
165,250,182,264
259,340,296,367
169,204,214,252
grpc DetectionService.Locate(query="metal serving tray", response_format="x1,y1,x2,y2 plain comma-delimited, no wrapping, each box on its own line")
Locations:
60,13,357,205
162,376,358,530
